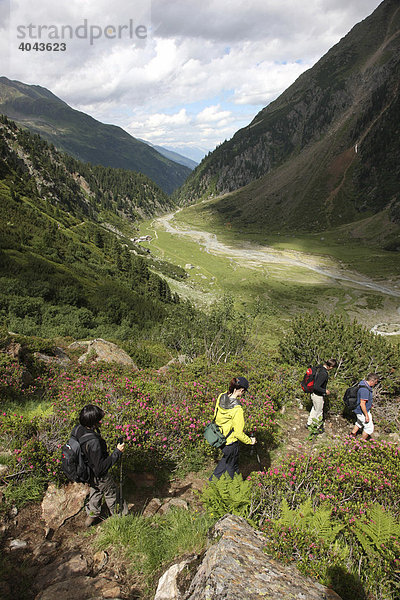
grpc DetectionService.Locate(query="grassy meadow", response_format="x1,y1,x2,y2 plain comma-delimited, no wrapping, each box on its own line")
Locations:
140,202,400,347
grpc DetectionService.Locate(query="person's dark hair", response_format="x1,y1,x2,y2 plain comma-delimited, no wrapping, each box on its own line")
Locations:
228,376,249,394
79,404,105,428
325,358,338,368
367,373,379,383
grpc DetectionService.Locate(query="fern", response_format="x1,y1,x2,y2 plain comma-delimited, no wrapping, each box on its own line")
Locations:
278,498,344,544
312,506,344,544
201,473,252,519
354,504,400,556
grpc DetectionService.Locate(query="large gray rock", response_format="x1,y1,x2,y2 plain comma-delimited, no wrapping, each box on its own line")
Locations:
41,483,89,535
34,347,71,367
180,515,341,600
69,339,137,367
35,552,88,591
34,575,121,600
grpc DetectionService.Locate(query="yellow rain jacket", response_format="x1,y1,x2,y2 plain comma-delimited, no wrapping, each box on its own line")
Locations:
213,392,252,446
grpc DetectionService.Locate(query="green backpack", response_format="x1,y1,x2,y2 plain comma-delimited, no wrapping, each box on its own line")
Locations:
204,406,233,448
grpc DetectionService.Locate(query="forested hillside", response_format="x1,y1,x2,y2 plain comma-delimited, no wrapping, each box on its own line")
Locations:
0,77,191,194
0,116,180,345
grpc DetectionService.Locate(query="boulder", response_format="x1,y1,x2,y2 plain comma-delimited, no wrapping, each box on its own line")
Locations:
34,575,121,600
9,538,28,550
35,552,89,591
5,341,22,360
34,347,71,367
142,497,162,518
41,483,89,534
163,514,342,600
157,355,191,373
69,339,137,367
154,559,193,600
158,498,188,515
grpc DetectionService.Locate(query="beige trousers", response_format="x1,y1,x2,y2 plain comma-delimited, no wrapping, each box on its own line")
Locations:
307,393,324,427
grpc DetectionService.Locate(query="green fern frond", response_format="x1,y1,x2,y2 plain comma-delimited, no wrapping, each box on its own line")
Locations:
354,527,375,557
354,504,400,555
311,507,344,544
278,498,313,529
201,473,251,518
278,499,343,543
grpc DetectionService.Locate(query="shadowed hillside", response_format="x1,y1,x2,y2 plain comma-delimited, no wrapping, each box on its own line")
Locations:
177,0,400,238
0,77,191,194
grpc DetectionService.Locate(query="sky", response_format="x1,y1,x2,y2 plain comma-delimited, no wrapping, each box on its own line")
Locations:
1,0,383,160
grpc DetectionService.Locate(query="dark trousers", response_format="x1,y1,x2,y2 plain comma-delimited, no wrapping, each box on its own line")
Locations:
210,441,239,480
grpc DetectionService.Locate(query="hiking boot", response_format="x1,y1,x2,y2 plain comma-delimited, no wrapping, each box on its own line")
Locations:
85,515,99,527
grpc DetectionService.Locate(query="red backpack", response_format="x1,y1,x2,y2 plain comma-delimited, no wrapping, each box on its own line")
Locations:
301,366,320,393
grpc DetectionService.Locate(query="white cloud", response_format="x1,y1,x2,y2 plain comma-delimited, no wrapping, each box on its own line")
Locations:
196,105,232,124
0,0,383,152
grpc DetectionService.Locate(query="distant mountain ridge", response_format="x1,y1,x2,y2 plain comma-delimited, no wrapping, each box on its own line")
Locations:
138,139,198,170
177,0,400,238
0,77,191,195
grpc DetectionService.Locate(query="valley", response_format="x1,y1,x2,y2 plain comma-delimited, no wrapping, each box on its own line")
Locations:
141,204,400,340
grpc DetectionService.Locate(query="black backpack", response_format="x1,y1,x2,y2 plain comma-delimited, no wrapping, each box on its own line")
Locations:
61,429,96,483
301,366,320,393
343,383,367,411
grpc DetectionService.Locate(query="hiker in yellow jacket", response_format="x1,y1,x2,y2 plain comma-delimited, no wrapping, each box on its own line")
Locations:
210,376,256,480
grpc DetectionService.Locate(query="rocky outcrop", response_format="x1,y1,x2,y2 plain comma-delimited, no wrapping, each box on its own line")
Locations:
41,483,89,535
156,514,342,600
34,347,71,367
5,341,23,360
69,339,138,368
34,574,122,600
157,355,191,374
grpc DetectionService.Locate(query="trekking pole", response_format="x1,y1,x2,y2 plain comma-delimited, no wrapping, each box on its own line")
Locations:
250,441,261,466
117,436,124,516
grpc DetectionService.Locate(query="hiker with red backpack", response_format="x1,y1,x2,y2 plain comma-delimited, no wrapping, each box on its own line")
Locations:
305,358,337,433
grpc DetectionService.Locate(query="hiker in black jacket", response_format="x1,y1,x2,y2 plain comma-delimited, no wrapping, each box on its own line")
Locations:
306,358,337,433
75,404,125,527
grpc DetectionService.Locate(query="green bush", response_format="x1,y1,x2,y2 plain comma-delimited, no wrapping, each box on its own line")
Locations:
249,439,400,600
279,312,400,425
280,312,400,394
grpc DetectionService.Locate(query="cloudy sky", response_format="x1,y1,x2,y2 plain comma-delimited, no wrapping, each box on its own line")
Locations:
1,0,383,160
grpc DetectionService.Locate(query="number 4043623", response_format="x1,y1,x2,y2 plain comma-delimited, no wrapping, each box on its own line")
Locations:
18,42,66,51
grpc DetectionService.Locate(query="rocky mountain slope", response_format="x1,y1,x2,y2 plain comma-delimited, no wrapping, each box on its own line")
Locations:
177,0,400,235
0,77,191,195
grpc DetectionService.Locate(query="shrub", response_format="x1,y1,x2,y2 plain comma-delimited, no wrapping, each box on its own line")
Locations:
249,439,400,600
201,473,252,520
249,438,400,524
279,312,400,394
0,359,278,484
279,312,400,424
